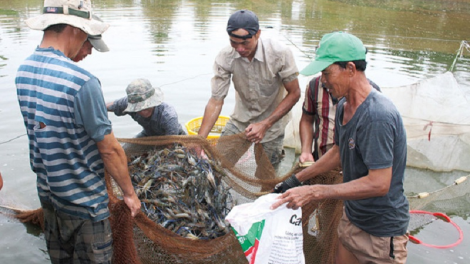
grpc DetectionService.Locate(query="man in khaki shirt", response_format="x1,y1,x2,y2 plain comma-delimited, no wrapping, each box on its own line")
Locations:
198,9,301,168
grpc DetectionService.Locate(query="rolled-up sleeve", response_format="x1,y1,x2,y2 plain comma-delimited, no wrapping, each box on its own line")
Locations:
211,48,233,100
108,97,129,116
74,78,112,142
279,47,299,84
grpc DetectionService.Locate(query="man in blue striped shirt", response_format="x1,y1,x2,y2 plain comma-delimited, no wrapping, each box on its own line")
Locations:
15,0,140,263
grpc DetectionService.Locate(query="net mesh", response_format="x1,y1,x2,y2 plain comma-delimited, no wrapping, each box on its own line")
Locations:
3,133,467,263
110,134,344,264
3,72,470,262
285,72,470,173
381,72,470,172
0,134,343,264
407,175,470,214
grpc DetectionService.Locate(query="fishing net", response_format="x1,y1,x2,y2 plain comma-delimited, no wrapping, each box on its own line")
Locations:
285,72,470,173
3,73,470,263
1,134,343,264
381,71,470,172
407,173,470,213
357,71,470,249
111,134,343,264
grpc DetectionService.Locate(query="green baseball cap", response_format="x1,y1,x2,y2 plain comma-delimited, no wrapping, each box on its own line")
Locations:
300,32,367,76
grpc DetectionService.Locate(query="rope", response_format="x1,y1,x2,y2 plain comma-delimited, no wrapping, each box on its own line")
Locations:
0,134,27,145
409,210,463,249
158,72,211,88
0,204,24,213
449,40,470,72
406,174,469,199
280,32,313,60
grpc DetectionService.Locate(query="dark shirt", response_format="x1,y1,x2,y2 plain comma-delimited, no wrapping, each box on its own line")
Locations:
334,89,409,237
109,97,186,137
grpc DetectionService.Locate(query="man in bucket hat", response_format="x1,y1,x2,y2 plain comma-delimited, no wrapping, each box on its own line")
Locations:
15,0,141,263
107,78,186,137
198,9,300,170
272,32,410,264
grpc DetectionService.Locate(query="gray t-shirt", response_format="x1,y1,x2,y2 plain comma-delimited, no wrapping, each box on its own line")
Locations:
334,89,409,237
109,97,186,137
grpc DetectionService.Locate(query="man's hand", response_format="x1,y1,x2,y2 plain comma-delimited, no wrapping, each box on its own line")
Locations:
299,152,314,163
271,185,325,210
191,145,208,159
245,122,268,144
273,174,302,193
123,192,141,217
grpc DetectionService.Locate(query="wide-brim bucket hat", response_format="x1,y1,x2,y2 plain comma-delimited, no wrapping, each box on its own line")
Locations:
26,0,109,36
124,78,164,113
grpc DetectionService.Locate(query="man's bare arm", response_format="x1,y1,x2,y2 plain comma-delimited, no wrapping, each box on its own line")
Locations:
96,132,141,217
105,101,114,112
324,167,392,200
295,144,341,182
245,78,301,143
272,166,392,210
299,113,315,162
198,97,224,138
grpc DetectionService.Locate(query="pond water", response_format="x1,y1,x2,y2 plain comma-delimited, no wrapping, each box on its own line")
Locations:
0,0,469,263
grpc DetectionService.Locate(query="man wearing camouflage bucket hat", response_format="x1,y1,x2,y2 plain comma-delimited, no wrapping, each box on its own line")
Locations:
15,0,141,263
107,78,186,137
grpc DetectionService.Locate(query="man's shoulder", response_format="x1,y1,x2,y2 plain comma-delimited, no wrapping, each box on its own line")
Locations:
367,78,381,92
158,102,174,109
157,102,178,115
70,63,96,80
308,75,322,89
214,45,239,69
217,45,238,58
366,90,400,120
308,75,331,100
260,37,288,50
25,48,98,88
34,47,94,76
369,89,393,105
260,38,291,57
47,50,97,82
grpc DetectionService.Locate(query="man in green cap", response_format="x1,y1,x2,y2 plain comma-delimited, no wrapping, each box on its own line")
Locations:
272,32,409,264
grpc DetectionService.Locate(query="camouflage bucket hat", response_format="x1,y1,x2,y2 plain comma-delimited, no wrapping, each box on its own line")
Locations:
124,78,163,113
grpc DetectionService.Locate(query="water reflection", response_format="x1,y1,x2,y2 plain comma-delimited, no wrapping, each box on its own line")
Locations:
1,0,469,82
334,0,470,12
141,0,178,57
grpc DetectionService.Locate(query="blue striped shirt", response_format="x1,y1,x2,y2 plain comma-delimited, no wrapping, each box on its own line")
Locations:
16,47,111,221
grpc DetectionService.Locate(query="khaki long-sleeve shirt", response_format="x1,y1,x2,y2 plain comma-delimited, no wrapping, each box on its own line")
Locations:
211,38,299,142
